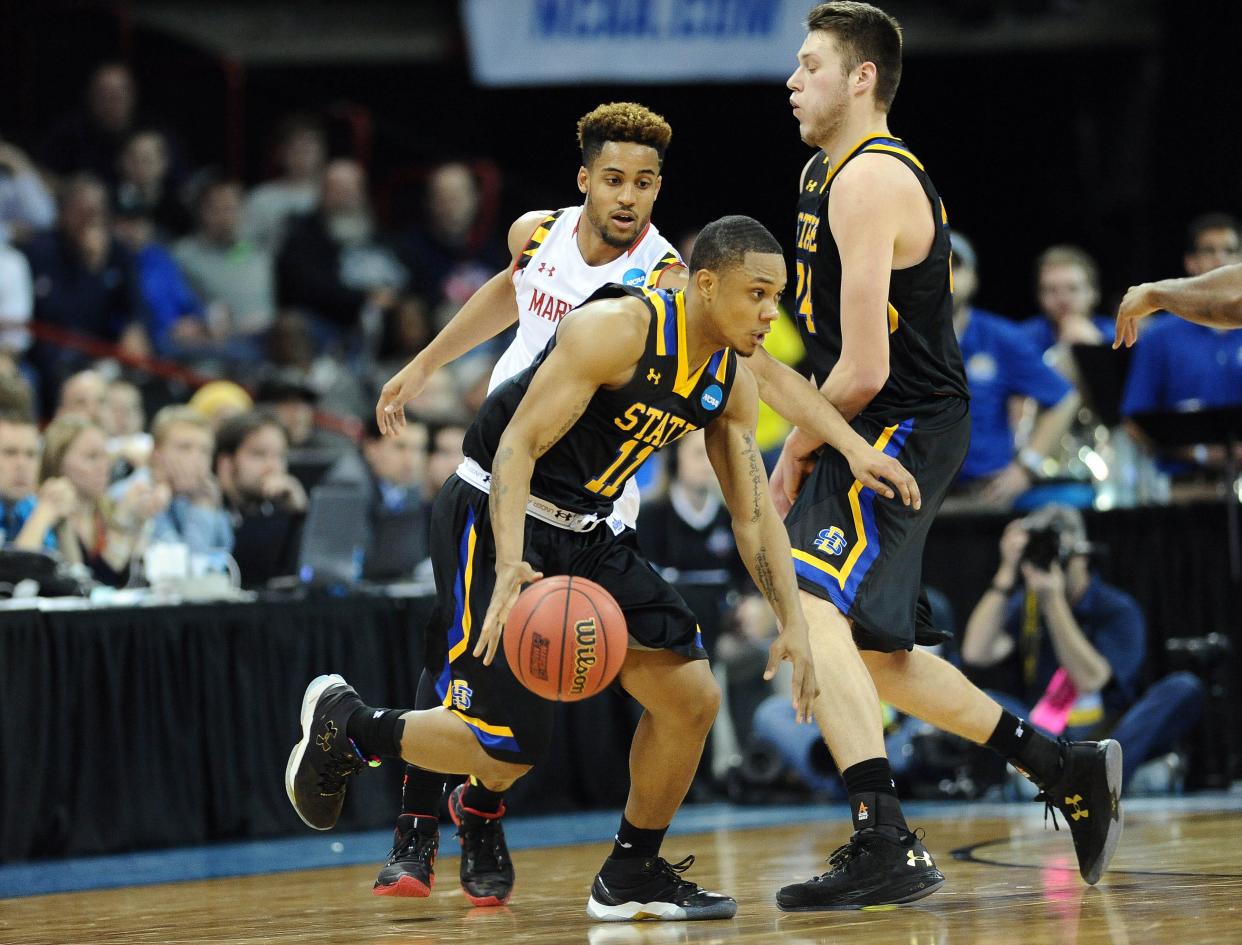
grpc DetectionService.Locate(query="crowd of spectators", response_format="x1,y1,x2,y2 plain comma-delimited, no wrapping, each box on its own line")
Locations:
0,60,1229,801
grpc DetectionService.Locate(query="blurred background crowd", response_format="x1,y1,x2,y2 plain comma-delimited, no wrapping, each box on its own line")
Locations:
0,0,1237,821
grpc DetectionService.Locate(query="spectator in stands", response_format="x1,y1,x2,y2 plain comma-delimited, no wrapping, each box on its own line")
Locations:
112,406,231,554
174,178,276,344
370,295,432,401
1022,245,1112,389
243,113,325,252
113,129,191,239
424,420,467,494
0,410,72,551
0,215,34,383
325,414,429,580
112,203,209,357
55,369,107,422
947,232,1079,509
0,136,56,245
0,372,36,420
405,162,506,322
187,379,252,430
1121,213,1242,428
40,63,138,185
961,504,1205,786
101,378,151,481
276,159,407,333
254,371,354,484
215,410,307,587
40,415,168,585
265,312,370,419
23,175,149,404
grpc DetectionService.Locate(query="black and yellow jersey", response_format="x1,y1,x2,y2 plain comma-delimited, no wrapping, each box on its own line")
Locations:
464,284,737,518
793,134,968,423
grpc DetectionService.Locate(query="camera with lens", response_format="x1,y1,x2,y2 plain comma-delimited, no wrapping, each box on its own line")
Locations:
1022,525,1065,569
1019,505,1091,570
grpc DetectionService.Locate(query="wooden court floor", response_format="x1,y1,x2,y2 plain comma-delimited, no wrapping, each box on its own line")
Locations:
3,804,1240,945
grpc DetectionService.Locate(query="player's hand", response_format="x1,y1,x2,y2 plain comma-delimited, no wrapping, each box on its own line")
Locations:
764,620,819,724
844,442,921,510
376,359,430,437
1114,282,1159,349
773,428,819,510
475,560,544,666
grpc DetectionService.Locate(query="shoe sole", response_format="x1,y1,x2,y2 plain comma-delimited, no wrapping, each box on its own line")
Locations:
284,673,347,831
373,874,432,897
776,874,945,912
1083,739,1124,885
586,895,738,922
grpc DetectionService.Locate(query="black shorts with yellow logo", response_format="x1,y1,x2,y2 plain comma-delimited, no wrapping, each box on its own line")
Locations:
785,398,969,652
424,474,707,766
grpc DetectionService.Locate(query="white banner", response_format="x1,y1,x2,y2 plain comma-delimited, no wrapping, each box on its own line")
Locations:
463,0,810,86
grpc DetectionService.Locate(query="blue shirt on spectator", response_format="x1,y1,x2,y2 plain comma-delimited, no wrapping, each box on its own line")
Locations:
1121,315,1242,417
1002,574,1144,713
0,496,59,551
109,470,233,554
22,232,144,342
132,243,205,357
1018,314,1115,357
957,308,1072,482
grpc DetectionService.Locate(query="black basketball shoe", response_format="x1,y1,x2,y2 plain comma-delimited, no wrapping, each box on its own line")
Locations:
776,827,945,911
1036,739,1124,885
448,782,515,906
285,674,376,831
373,814,440,897
587,854,737,921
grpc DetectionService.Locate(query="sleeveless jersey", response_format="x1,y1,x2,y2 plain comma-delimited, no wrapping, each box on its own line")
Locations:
489,204,683,392
793,135,969,423
465,285,737,519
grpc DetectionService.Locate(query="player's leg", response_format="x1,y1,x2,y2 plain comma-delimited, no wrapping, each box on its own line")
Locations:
375,670,449,897
773,591,944,912
861,645,1124,884
586,647,736,921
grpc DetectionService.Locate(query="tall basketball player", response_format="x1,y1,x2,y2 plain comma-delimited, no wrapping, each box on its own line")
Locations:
770,2,1124,911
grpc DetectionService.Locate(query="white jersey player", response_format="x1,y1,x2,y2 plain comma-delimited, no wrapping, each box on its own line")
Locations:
378,103,686,530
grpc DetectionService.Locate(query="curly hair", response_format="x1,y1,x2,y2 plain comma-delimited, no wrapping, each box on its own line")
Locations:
576,102,672,169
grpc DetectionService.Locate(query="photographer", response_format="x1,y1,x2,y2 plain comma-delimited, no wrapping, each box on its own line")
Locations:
962,505,1205,786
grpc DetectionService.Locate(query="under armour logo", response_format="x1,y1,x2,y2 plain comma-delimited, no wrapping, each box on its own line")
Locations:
537,262,556,277
646,368,661,384
1065,794,1089,821
372,710,383,719
907,850,933,867
315,720,339,752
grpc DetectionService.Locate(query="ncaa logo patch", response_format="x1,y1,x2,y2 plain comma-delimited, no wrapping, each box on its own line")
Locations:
814,526,847,557
450,680,473,711
622,267,646,287
701,384,723,411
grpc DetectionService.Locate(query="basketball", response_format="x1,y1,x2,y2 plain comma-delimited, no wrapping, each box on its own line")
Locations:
503,575,627,702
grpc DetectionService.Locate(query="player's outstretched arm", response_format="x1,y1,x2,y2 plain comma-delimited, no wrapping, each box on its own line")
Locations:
748,348,920,510
1115,262,1242,348
704,365,820,723
376,210,550,436
473,299,648,665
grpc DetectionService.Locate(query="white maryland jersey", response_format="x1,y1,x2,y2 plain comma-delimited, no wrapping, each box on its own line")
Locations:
487,204,683,529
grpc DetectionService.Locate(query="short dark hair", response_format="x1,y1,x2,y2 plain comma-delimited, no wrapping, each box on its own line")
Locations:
577,102,672,169
689,215,783,274
1186,212,1239,253
806,2,903,112
215,409,286,463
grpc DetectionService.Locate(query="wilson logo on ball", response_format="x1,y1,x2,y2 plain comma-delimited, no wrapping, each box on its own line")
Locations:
568,619,598,696
529,633,550,680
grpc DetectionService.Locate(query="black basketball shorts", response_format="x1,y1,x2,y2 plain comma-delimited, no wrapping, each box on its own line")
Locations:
424,475,708,766
785,398,970,652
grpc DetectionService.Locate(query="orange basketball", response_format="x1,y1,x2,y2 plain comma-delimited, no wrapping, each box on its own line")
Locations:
503,575,627,702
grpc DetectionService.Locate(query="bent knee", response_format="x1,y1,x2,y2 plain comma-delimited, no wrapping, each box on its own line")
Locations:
479,759,532,786
681,673,722,732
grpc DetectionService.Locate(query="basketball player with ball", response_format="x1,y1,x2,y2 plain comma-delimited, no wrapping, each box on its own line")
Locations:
286,215,919,922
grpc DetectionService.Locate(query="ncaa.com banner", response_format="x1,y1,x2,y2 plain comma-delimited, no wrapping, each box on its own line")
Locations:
463,0,810,86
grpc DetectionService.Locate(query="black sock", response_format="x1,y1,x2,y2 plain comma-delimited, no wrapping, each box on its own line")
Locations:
461,777,505,817
345,705,406,759
985,709,1063,787
610,815,668,861
401,765,446,827
841,758,908,833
